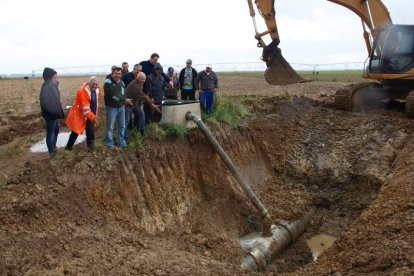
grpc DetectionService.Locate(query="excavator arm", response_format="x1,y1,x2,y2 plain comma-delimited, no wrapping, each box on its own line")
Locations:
248,0,392,85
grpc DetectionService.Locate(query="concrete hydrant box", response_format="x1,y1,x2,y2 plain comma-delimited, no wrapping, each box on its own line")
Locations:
159,100,201,128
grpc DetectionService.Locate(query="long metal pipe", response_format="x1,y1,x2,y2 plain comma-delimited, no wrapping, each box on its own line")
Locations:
186,112,272,236
240,207,316,272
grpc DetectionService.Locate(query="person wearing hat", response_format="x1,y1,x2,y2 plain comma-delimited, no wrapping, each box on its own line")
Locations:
144,63,167,123
39,67,65,157
164,67,180,100
195,64,218,116
179,59,198,100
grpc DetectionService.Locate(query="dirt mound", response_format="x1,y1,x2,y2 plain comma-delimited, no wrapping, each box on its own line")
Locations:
0,113,44,146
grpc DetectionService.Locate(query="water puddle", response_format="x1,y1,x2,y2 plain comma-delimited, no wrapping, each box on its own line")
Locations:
306,234,337,261
30,132,86,153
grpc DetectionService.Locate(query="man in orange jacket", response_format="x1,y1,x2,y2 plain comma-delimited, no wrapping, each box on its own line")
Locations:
65,77,101,151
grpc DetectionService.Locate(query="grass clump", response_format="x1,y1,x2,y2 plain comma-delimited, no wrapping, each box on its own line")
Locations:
127,130,144,148
144,123,166,140
204,95,250,127
160,123,188,138
279,91,292,101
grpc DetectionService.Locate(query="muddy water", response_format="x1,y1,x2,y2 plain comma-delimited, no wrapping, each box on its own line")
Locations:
306,234,337,261
30,132,86,152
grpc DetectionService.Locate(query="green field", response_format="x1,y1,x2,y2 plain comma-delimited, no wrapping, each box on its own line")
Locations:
219,70,365,83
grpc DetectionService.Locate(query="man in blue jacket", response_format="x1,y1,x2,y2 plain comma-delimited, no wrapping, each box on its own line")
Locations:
39,67,65,157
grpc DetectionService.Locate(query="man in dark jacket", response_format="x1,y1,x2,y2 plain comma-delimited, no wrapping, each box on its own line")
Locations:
39,67,64,157
195,64,218,116
105,65,116,79
144,63,167,123
121,62,129,77
104,67,132,148
122,64,142,87
139,53,170,82
179,59,198,100
125,72,161,136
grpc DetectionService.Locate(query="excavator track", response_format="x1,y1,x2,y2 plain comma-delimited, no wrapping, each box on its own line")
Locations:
334,82,375,111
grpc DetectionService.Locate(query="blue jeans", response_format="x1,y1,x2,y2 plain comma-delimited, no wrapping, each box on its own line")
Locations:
125,106,145,139
105,106,126,148
200,90,215,115
45,118,59,154
134,107,145,133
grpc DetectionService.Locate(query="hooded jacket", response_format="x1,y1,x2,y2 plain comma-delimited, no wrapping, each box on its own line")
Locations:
39,67,64,120
145,63,166,104
139,60,171,83
65,82,102,134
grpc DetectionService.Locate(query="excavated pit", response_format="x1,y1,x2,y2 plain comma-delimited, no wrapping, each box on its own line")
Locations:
1,96,414,275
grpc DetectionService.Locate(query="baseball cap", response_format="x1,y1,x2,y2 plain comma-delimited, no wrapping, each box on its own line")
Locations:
168,67,174,72
186,59,192,64
206,64,212,69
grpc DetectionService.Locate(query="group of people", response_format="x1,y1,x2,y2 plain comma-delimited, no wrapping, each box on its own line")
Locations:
38,53,219,156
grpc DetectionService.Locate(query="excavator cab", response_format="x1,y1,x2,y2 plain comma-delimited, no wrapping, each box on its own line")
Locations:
367,25,414,75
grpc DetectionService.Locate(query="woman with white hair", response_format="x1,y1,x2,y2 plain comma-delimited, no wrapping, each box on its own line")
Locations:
65,76,101,152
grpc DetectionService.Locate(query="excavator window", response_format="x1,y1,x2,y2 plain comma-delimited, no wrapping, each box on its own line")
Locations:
374,25,414,73
378,25,414,73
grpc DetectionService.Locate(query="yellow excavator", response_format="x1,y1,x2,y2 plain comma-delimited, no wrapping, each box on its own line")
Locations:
248,0,414,115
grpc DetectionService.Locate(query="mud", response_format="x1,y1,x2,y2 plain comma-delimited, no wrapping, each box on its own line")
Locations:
0,78,414,275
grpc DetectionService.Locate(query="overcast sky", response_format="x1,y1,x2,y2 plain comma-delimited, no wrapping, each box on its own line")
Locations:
0,0,413,74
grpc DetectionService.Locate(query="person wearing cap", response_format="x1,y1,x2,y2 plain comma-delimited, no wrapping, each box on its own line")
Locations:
104,67,132,148
144,63,167,123
125,72,161,136
179,59,198,100
195,64,218,116
39,67,65,157
164,67,180,100
65,77,101,152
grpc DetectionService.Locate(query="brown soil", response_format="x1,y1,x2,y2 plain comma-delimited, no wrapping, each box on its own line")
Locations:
0,77,413,275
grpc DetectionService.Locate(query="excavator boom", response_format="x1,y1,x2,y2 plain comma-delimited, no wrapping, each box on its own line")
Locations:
249,0,393,85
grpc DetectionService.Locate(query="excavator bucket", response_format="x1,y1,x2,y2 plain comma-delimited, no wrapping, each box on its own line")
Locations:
263,40,307,85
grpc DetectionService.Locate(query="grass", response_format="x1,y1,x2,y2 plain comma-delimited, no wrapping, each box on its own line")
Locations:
218,70,364,83
127,130,144,149
279,91,292,102
144,123,166,140
202,95,250,127
142,123,188,142
160,123,188,138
